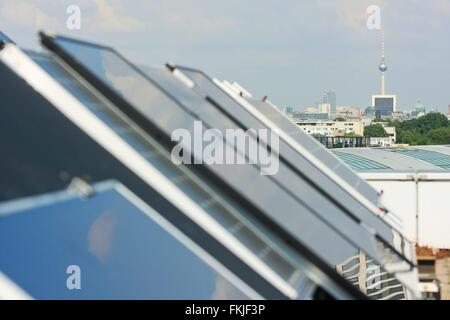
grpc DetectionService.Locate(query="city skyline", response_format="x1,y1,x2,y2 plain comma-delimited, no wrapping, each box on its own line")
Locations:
1,0,449,112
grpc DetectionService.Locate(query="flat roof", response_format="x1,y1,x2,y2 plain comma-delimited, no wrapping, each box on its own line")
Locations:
332,146,450,172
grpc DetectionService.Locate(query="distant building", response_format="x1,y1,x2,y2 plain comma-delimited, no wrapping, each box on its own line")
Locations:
373,95,397,118
317,103,331,116
391,111,407,121
295,120,364,137
384,126,396,142
294,112,329,120
361,118,373,126
323,91,336,114
414,100,426,112
336,106,363,118
369,128,396,147
364,106,375,117
366,122,396,146
294,105,330,120
369,137,394,147
304,106,318,113
411,101,426,118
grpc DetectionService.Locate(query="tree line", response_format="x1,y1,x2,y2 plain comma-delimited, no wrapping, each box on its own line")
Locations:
363,113,450,145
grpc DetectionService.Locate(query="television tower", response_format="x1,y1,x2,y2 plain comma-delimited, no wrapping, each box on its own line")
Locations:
372,28,396,116
379,29,387,95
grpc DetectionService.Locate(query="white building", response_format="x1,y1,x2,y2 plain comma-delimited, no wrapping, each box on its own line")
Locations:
295,121,364,137
332,145,450,248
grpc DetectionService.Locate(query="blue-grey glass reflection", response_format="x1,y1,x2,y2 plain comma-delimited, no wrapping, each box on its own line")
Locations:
0,31,15,44
0,183,251,299
53,38,194,131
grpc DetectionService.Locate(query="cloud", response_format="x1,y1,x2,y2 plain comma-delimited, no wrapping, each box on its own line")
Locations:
125,0,240,42
158,4,238,34
0,0,60,29
92,0,144,31
0,0,145,33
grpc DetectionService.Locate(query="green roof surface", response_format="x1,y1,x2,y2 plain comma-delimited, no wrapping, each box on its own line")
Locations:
382,148,450,169
333,151,391,170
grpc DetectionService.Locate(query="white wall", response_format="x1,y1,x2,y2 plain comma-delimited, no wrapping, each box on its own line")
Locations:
360,173,450,249
368,180,417,241
418,181,450,249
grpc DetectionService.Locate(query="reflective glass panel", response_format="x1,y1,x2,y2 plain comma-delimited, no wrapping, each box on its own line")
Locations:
0,182,253,299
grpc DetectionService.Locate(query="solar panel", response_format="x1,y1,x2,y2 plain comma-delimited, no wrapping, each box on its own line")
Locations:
32,43,362,298
0,53,292,299
168,67,415,265
25,50,305,297
243,96,381,202
35,35,374,296
0,181,255,299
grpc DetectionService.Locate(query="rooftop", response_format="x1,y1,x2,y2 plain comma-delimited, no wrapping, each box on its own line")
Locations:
333,146,450,172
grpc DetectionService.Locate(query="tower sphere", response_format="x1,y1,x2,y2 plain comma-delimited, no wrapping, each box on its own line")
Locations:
379,63,388,72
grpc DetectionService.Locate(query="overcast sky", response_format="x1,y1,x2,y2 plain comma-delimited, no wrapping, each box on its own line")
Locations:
1,0,450,112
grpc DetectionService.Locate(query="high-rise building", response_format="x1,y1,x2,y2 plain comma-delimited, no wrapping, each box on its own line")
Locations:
323,91,336,114
286,106,294,114
372,29,396,118
318,103,331,116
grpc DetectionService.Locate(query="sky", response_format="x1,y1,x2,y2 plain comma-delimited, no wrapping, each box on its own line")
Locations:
1,0,450,112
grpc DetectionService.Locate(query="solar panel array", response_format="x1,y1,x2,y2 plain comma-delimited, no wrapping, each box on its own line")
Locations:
0,32,421,300
27,50,303,295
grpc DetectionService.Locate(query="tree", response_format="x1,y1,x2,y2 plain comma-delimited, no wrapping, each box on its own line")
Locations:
424,127,450,145
397,129,426,145
397,112,448,134
414,112,448,134
387,112,449,144
363,124,389,137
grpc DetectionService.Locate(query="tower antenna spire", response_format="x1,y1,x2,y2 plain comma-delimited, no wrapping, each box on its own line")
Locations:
379,28,387,95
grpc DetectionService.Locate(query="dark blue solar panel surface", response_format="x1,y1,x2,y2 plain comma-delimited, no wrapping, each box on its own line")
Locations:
0,183,251,299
